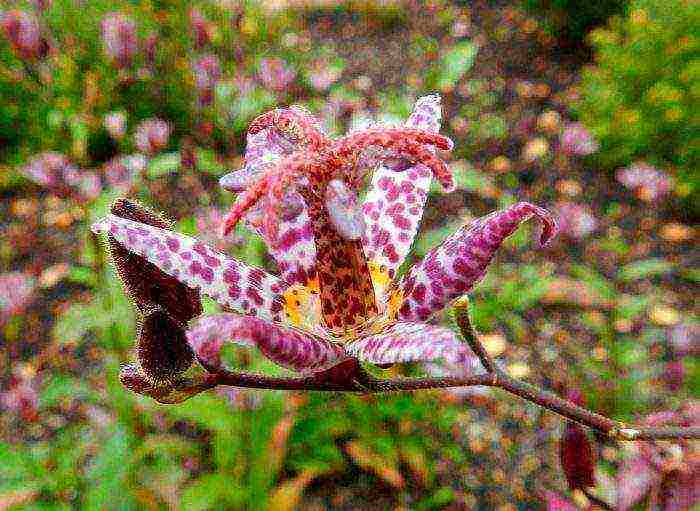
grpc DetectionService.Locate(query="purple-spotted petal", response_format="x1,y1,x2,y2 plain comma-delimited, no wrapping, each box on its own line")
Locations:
189,314,347,373
393,202,557,322
220,115,319,288
186,313,256,369
347,322,482,370
362,95,443,298
91,214,323,328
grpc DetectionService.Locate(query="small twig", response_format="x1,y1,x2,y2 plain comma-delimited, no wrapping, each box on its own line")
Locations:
453,296,499,376
125,363,700,440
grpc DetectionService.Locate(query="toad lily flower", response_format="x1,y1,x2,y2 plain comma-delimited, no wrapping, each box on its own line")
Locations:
92,95,556,388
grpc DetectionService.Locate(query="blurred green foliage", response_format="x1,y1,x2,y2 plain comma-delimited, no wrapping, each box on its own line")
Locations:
522,0,627,44
576,0,699,212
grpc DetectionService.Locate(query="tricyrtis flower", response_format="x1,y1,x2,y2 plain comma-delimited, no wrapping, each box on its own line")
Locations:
0,10,48,61
101,13,137,69
93,95,556,385
134,118,170,155
22,152,101,201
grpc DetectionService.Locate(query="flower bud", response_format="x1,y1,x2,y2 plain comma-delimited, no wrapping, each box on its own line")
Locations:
103,111,127,140
559,390,596,490
136,304,194,385
189,8,212,49
193,54,221,106
108,198,203,325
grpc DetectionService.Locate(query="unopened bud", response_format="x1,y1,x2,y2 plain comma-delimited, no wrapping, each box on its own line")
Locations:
108,198,203,325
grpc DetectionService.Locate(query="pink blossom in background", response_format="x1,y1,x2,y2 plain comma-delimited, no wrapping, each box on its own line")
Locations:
0,375,39,422
194,207,244,252
543,491,579,511
193,54,221,105
308,59,343,91
22,152,99,200
101,12,137,68
617,162,673,202
31,0,52,11
134,118,170,155
189,8,212,49
554,202,598,239
103,111,127,140
617,403,700,511
258,57,296,92
560,122,599,156
143,32,157,66
668,323,699,357
23,151,70,188
0,10,45,61
0,272,36,325
104,155,137,190
663,360,685,391
71,171,102,200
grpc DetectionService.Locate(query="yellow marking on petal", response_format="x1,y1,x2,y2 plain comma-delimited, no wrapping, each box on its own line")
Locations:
368,259,392,305
306,274,320,294
386,287,404,321
283,284,322,332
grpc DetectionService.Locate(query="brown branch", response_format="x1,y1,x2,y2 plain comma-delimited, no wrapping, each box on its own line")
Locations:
122,363,700,441
120,300,699,441
453,296,498,376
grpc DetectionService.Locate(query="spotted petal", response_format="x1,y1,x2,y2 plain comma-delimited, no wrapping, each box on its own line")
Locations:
186,313,256,369
91,214,324,332
187,314,347,373
347,322,482,371
362,95,444,301
220,110,322,288
391,202,557,322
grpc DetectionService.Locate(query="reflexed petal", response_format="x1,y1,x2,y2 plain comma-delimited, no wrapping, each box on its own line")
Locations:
92,214,324,332
391,202,557,322
186,313,256,369
347,322,482,370
220,106,328,193
188,314,347,373
362,95,443,300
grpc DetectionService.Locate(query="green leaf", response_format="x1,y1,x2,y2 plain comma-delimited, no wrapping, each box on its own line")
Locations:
434,41,478,90
180,474,245,511
147,152,181,178
618,258,674,281
84,426,136,511
195,149,227,176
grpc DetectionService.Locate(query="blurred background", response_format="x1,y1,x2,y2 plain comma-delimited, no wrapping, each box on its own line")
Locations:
0,0,697,509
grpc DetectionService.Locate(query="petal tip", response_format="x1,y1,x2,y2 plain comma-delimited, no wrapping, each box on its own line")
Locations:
219,170,245,193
